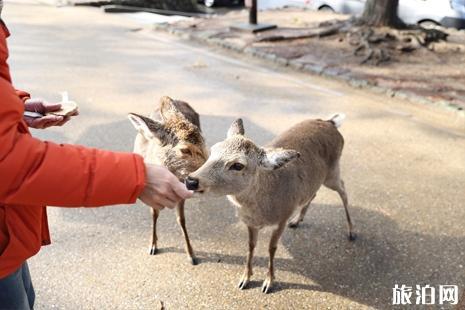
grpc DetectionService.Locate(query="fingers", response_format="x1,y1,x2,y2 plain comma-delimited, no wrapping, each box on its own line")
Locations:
139,192,173,211
43,102,62,113
56,116,71,126
146,200,166,211
24,99,46,114
54,111,78,127
25,99,62,114
154,191,177,209
70,109,79,116
138,164,193,211
171,180,194,200
145,199,166,211
31,115,64,129
26,114,75,129
41,115,64,128
152,181,183,209
159,174,193,204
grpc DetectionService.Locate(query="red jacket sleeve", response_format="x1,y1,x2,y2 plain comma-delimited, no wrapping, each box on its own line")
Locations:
0,71,146,207
15,89,31,102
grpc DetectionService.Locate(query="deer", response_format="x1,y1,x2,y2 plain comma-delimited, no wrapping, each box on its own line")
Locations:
185,115,355,292
128,96,208,265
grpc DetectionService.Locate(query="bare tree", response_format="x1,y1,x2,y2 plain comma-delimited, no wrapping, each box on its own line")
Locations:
259,0,449,65
361,0,404,27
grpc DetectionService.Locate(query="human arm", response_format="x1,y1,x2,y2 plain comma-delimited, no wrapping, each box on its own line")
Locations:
1,78,190,209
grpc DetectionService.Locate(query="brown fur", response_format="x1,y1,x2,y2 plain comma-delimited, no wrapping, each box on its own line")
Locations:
164,117,204,146
268,119,344,179
158,96,201,128
189,115,354,292
129,96,208,265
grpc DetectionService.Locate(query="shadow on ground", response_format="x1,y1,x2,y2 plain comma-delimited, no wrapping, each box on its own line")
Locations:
56,113,464,309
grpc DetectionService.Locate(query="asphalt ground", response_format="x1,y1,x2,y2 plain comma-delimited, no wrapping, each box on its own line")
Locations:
2,2,465,309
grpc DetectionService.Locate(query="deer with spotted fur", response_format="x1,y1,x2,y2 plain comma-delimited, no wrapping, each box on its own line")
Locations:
186,115,355,292
128,96,208,265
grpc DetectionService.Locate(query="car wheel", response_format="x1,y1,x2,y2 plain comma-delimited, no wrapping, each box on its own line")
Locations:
318,5,335,12
419,20,440,29
204,0,215,7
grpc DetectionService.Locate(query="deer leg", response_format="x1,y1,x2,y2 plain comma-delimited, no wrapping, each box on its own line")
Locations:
176,200,197,265
238,226,258,290
262,221,287,294
288,194,316,228
337,180,355,241
324,163,355,241
150,208,160,255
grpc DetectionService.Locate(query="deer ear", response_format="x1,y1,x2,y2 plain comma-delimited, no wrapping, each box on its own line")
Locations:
259,148,300,170
128,113,165,141
159,96,185,121
227,118,245,138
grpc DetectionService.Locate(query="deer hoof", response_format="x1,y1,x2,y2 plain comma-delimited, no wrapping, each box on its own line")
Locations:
238,275,250,290
348,232,357,242
261,277,273,294
149,246,158,255
288,221,299,229
288,216,302,228
189,256,199,265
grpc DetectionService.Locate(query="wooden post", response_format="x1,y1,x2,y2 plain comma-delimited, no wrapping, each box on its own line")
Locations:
249,0,257,25
230,0,276,33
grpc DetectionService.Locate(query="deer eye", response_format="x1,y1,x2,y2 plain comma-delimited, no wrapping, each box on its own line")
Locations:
229,163,245,171
180,148,192,156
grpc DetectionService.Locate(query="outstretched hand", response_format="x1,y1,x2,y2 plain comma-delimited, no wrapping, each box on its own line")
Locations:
139,164,193,210
24,98,78,129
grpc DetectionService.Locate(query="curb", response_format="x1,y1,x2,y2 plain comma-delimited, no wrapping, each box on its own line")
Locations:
153,23,465,117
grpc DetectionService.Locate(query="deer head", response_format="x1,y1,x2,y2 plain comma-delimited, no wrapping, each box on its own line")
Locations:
186,119,299,195
129,96,208,181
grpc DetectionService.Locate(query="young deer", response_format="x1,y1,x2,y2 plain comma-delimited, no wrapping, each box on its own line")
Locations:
186,115,354,292
128,96,208,265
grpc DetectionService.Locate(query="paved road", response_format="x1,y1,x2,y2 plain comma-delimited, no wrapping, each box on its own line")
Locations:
3,2,465,309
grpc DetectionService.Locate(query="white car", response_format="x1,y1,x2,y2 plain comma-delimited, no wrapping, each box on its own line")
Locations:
309,0,465,29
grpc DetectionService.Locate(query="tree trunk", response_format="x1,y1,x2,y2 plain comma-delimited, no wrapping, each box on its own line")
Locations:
361,0,404,27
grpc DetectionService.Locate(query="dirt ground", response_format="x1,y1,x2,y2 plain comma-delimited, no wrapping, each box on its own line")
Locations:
168,8,465,111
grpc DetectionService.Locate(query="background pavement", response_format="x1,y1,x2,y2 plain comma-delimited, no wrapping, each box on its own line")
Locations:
2,2,465,309
155,8,465,112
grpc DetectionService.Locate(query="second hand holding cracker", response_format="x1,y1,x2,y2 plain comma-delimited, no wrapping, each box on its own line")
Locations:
23,92,79,119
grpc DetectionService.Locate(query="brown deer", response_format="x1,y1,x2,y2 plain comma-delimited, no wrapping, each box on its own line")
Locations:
128,96,208,265
186,115,354,291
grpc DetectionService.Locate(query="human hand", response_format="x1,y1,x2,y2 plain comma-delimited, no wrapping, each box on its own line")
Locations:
24,98,78,129
139,164,193,210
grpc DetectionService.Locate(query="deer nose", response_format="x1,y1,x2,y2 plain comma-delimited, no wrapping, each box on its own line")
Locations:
185,176,199,191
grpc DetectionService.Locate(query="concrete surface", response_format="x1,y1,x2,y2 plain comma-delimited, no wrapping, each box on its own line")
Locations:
2,2,465,309
153,8,465,113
